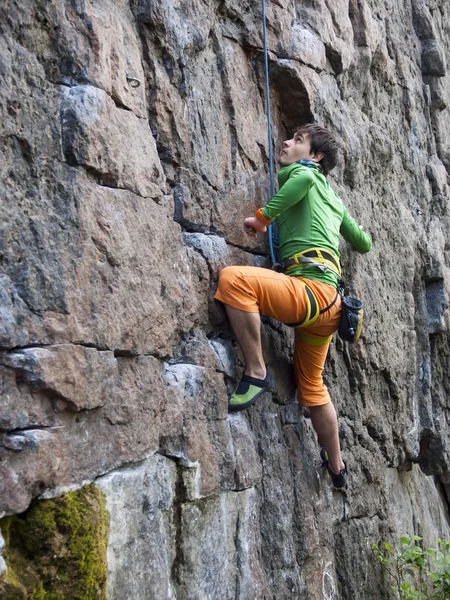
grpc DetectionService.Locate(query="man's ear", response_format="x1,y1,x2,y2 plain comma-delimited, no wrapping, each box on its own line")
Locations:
311,151,325,163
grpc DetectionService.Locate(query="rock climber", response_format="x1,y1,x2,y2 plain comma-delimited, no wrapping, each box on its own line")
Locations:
214,124,372,488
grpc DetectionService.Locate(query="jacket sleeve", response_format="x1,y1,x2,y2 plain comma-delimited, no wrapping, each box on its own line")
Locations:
340,207,372,253
259,168,315,222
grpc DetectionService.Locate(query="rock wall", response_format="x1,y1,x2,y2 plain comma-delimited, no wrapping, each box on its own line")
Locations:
1,0,450,598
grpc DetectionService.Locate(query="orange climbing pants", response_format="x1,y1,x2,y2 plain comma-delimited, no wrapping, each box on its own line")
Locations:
215,266,342,407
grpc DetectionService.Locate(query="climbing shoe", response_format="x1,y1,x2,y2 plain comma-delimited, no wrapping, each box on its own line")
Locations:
320,447,348,489
228,369,274,413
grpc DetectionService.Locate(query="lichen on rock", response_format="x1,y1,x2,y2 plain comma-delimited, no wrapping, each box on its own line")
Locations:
0,484,108,600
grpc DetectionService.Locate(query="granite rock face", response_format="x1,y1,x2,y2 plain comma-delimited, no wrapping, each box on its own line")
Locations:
1,0,450,599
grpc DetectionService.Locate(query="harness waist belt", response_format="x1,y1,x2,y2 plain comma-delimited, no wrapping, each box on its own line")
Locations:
282,247,341,276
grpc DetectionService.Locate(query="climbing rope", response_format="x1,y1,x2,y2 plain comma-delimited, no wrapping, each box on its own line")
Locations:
261,0,279,266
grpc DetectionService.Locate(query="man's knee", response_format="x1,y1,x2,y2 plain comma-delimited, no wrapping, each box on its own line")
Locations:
218,266,239,292
297,382,330,407
308,399,332,412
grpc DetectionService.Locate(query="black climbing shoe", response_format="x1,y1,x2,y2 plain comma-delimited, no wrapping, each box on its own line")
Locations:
228,369,274,413
320,447,348,489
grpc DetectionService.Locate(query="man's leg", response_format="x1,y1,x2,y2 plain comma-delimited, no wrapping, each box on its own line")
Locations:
309,402,345,475
227,301,345,474
215,266,310,411
215,266,310,377
294,328,345,478
224,305,266,380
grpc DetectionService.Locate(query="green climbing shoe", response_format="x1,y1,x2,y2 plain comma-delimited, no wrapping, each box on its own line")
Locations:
228,370,274,413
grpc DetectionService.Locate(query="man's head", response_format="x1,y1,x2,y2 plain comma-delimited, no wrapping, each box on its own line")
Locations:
278,124,338,175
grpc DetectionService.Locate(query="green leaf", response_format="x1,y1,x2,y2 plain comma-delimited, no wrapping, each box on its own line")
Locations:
400,537,411,545
400,581,410,590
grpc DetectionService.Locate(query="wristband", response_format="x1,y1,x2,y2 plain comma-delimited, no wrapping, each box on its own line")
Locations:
255,208,271,226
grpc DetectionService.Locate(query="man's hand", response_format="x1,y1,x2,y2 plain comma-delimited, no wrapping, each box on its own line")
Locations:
244,217,267,237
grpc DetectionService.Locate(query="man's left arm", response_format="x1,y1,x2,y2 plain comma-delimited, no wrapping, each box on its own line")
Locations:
257,169,315,224
245,169,314,235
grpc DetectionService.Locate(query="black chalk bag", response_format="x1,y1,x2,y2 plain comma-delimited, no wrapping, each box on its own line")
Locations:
338,295,364,343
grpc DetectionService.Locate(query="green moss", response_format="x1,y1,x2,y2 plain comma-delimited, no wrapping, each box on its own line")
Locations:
0,484,109,600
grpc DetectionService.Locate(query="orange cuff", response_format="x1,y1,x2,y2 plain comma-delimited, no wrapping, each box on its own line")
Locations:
256,208,271,226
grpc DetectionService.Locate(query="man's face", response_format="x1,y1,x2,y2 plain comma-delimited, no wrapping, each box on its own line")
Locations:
279,131,320,166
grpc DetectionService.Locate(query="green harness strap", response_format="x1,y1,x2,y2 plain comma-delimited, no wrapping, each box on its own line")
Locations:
286,281,339,329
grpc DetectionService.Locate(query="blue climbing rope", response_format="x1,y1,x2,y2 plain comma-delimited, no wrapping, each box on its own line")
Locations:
261,0,279,266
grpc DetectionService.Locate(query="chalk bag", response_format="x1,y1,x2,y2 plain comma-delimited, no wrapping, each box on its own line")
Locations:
338,295,364,343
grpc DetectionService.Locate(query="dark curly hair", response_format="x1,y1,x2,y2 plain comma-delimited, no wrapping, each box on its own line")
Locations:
295,124,338,176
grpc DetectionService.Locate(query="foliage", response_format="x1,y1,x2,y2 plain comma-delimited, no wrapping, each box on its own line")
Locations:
373,536,450,599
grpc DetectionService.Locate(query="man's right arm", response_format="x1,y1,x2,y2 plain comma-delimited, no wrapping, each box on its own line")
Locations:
340,208,372,253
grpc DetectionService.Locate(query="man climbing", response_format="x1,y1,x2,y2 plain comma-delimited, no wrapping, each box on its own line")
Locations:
215,124,372,488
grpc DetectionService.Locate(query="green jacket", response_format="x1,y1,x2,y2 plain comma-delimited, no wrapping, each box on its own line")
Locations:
261,163,372,286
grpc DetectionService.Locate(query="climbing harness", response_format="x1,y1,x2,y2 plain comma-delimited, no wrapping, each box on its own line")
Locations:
285,281,339,329
283,248,363,342
281,247,342,276
261,0,279,267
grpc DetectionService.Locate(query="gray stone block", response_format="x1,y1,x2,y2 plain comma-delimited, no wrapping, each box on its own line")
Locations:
421,40,446,77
